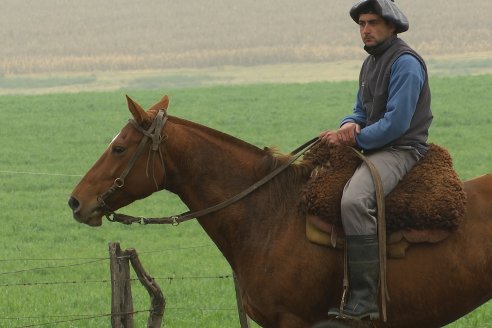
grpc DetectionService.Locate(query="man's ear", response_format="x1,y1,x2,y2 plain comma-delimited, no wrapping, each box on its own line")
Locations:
389,21,397,34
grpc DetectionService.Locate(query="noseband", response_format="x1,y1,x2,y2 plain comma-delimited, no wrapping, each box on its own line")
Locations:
97,109,168,217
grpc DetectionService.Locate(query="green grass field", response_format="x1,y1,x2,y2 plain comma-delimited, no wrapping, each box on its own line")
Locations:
1,74,492,327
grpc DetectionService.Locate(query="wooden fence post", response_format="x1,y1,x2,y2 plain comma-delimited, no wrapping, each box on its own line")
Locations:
127,248,165,328
109,242,134,328
233,272,251,328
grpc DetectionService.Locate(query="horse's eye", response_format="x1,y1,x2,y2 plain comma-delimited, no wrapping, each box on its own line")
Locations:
112,146,126,155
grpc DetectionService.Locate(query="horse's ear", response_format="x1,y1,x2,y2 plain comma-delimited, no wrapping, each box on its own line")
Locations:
126,95,149,124
160,95,170,110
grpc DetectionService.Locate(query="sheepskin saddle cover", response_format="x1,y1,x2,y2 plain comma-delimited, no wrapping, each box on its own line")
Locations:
299,143,466,233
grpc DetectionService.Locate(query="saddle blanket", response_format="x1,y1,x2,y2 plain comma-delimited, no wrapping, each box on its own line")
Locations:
299,143,466,233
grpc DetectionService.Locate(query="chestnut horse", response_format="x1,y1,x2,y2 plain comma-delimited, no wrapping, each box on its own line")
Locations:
69,95,492,328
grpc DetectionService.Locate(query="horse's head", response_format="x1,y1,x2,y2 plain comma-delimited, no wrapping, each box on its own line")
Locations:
68,95,170,226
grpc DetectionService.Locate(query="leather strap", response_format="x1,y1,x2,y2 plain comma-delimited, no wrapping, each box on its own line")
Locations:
98,110,167,212
347,147,389,322
107,137,321,225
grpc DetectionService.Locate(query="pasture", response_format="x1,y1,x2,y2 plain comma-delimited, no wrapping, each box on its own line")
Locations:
1,74,492,327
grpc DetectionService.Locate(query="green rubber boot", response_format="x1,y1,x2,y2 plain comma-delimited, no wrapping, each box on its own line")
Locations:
328,234,380,320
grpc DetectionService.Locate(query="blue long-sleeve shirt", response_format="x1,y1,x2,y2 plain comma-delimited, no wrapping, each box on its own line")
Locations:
341,54,426,150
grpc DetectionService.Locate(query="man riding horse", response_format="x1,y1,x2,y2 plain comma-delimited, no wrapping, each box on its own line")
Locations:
319,0,433,321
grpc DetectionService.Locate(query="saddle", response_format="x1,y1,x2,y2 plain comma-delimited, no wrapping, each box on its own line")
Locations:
299,144,467,258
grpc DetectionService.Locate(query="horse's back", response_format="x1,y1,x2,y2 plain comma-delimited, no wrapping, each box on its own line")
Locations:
465,173,492,194
464,174,492,218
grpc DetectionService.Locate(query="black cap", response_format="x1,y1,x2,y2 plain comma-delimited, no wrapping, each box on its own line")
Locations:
350,0,409,33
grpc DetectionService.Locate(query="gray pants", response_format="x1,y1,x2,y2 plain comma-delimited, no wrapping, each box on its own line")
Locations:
341,146,423,236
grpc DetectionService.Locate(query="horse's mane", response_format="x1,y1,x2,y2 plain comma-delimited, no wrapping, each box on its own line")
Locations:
168,114,313,209
168,115,265,155
256,147,314,212
260,146,314,180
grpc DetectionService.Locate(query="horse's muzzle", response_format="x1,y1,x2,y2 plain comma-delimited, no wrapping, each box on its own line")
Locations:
68,196,103,226
68,196,81,214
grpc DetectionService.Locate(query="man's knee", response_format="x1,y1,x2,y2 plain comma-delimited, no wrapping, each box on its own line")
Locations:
341,193,356,215
341,191,368,215
341,192,377,235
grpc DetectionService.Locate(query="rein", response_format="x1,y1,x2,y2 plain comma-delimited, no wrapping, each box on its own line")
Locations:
100,108,320,226
106,134,321,226
346,147,389,322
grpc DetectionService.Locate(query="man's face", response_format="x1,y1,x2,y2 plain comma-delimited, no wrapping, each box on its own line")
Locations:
359,13,396,48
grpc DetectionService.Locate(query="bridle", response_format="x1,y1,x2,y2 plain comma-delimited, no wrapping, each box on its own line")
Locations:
97,109,168,218
98,109,321,226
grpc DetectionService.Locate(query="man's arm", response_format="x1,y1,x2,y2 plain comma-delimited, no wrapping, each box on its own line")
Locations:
355,54,425,150
319,90,365,146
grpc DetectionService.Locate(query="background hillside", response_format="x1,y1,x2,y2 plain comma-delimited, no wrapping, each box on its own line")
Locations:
1,0,491,74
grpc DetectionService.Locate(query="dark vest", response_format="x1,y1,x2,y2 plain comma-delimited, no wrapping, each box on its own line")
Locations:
359,36,433,149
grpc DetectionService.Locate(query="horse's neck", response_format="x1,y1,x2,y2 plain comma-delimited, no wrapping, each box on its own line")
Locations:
166,118,265,200
164,119,264,229
163,118,304,264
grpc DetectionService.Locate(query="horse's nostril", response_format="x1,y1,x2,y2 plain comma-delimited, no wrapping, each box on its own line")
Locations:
68,196,80,212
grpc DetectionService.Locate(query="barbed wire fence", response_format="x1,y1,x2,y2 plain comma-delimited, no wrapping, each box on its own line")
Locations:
0,242,246,328
0,170,251,327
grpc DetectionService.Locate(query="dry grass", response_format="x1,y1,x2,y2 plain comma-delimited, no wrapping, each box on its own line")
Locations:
2,52,492,96
1,0,491,74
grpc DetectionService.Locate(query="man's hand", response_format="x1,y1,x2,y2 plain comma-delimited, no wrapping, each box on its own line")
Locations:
319,122,361,146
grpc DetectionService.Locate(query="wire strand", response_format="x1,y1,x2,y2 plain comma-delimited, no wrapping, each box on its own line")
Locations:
0,256,108,262
8,309,149,328
0,244,213,263
0,274,233,287
0,170,82,177
0,258,107,276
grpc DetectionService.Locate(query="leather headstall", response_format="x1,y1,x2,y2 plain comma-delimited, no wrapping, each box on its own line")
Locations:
97,109,168,217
